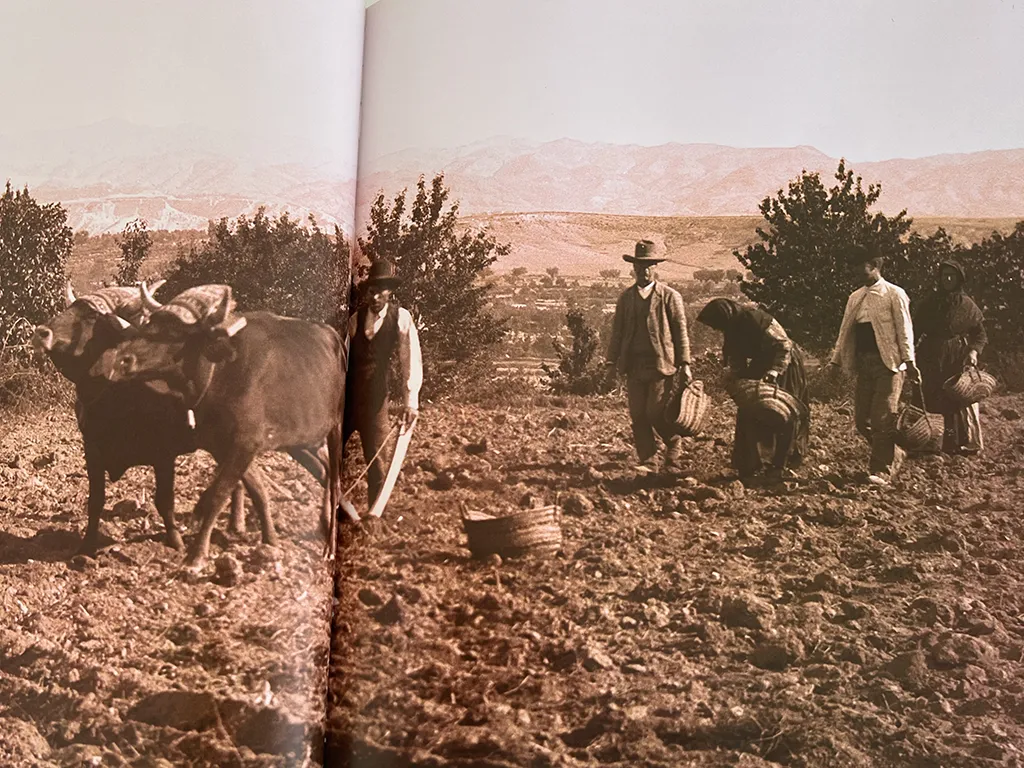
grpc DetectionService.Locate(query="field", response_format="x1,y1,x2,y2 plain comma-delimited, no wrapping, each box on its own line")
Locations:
461,213,1023,278
0,408,334,766
324,385,1024,767
4,353,1024,767
4,210,1023,766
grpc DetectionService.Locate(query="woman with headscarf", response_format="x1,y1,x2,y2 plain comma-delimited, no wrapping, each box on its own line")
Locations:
696,298,810,480
913,260,988,455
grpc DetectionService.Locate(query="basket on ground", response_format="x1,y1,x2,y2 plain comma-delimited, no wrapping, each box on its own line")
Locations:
943,367,997,407
667,380,709,436
725,378,807,430
462,505,562,559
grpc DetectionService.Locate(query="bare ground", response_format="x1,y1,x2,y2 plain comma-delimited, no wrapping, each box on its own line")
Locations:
326,390,1024,768
0,408,334,767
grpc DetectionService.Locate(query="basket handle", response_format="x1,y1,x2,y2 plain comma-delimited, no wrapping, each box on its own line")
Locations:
909,378,927,410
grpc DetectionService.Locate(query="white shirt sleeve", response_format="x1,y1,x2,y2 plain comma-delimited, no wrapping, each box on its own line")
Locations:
397,307,422,410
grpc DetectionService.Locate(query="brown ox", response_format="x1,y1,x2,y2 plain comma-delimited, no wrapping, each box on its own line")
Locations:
99,283,347,568
31,282,328,555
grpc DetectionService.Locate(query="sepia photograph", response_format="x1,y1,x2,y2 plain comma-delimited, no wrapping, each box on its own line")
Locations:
334,0,1024,766
1,0,363,765
2,0,1024,766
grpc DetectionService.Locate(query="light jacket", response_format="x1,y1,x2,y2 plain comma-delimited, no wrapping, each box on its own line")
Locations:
830,277,915,375
607,282,690,376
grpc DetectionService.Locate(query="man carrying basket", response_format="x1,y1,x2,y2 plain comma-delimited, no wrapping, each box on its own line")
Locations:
827,246,920,487
606,240,692,476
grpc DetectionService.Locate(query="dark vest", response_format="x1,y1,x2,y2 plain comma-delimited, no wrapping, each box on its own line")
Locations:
350,304,401,406
627,292,657,368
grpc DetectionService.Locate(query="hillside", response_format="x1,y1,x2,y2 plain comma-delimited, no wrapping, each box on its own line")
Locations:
359,139,1024,220
1,120,355,235
458,213,1023,278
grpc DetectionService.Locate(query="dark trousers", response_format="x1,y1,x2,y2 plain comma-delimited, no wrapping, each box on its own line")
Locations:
854,352,905,474
732,411,798,477
343,388,391,506
626,370,678,464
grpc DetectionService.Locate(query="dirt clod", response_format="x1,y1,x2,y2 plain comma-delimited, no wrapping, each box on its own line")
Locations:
213,554,243,587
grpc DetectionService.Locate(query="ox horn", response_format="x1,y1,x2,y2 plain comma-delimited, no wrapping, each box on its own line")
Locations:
113,315,131,329
65,281,77,306
139,280,164,312
224,316,247,337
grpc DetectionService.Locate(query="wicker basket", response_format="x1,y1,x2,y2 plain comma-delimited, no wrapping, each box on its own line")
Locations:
943,367,997,407
667,380,709,436
726,378,807,430
462,505,562,559
895,383,940,452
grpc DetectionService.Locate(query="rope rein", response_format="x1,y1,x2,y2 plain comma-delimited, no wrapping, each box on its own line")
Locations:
342,422,401,496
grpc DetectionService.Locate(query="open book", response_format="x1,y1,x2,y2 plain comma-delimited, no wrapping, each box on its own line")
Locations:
2,1,1023,766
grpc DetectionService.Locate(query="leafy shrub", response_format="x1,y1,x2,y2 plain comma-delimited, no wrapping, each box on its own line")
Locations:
114,218,153,286
736,161,912,354
0,182,73,346
358,173,509,399
543,308,614,396
160,209,349,327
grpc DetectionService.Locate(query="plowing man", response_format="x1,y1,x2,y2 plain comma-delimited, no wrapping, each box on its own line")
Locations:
345,258,422,507
606,240,692,475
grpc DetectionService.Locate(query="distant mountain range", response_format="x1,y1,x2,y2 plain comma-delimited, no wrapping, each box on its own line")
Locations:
360,138,1024,219
0,120,355,234
3,124,1021,235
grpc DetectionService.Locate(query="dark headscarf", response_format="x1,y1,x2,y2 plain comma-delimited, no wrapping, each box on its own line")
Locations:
698,297,781,372
914,258,985,346
696,298,742,331
938,259,966,292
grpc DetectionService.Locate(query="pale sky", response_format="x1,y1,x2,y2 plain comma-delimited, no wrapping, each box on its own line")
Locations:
0,0,365,175
360,0,1024,163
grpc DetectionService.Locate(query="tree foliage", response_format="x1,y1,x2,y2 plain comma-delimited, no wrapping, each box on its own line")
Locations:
736,161,912,353
160,209,348,326
358,173,510,395
114,217,152,286
0,182,73,345
963,222,1024,355
543,308,614,396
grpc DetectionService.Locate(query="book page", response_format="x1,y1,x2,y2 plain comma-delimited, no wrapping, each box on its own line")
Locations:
0,1,364,765
332,0,1024,765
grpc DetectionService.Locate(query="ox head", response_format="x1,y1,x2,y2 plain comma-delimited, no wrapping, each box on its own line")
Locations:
31,280,165,383
103,283,247,389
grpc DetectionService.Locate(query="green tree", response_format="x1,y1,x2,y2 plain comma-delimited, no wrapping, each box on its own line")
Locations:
161,209,348,326
0,182,73,345
358,173,510,395
114,217,152,286
735,160,912,352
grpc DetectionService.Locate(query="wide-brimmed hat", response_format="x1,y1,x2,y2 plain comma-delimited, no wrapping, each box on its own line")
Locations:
366,259,402,288
623,240,666,264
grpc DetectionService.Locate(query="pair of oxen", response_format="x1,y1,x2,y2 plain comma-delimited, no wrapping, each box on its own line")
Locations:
31,280,350,569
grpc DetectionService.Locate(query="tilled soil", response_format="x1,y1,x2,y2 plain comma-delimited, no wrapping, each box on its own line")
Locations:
0,408,334,767
326,391,1024,767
